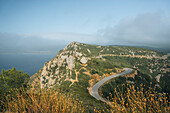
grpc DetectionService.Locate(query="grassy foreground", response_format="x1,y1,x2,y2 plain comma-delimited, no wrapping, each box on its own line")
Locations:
103,84,170,113
1,84,170,113
1,86,86,113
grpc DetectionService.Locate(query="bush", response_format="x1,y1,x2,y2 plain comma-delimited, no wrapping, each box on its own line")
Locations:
0,67,29,111
103,84,170,112
2,87,86,113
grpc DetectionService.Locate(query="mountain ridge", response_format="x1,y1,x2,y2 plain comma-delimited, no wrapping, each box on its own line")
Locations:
29,41,167,88
29,42,169,110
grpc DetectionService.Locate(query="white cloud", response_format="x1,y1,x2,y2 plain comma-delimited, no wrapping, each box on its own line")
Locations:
99,12,170,48
0,32,104,54
1,12,170,54
33,32,100,43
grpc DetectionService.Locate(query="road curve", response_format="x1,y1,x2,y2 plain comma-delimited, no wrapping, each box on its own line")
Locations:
90,68,133,104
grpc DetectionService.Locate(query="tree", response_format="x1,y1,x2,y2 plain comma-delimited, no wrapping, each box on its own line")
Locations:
0,67,29,110
0,67,29,92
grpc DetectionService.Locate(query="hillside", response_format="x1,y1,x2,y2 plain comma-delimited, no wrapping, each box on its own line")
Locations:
29,42,170,110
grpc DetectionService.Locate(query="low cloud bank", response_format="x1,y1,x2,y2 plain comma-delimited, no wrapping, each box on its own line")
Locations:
1,12,170,54
99,12,170,48
0,32,102,54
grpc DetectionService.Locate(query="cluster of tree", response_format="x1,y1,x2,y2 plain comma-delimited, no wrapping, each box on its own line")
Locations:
87,58,121,75
101,71,168,105
160,73,170,94
0,67,29,111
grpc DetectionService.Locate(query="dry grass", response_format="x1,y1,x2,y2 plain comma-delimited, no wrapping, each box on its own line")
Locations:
1,84,170,113
2,86,85,113
107,84,170,113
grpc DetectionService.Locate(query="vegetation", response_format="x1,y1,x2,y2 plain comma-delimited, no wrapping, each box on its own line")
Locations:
1,42,169,112
160,74,170,95
0,67,29,91
106,84,170,113
2,86,86,113
1,84,169,113
0,67,29,110
54,71,107,112
76,42,166,57
102,72,159,100
101,71,170,112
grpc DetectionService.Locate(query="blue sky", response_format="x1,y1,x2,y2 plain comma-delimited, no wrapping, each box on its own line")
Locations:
0,0,170,53
0,0,169,34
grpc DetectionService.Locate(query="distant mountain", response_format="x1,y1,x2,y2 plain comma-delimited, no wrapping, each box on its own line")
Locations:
132,46,170,53
109,44,170,53
29,42,170,110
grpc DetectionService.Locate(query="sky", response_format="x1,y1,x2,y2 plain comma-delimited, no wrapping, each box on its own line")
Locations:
0,0,170,54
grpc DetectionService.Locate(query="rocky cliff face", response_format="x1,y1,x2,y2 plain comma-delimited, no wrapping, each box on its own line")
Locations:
29,42,168,90
30,42,91,88
29,42,169,111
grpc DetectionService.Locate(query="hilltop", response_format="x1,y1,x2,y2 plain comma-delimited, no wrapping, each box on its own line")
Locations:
29,42,170,110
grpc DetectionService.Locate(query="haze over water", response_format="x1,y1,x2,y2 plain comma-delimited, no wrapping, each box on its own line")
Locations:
0,0,170,75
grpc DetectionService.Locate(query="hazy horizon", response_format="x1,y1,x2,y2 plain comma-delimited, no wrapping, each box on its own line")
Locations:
0,0,170,55
0,1,170,112
0,0,170,75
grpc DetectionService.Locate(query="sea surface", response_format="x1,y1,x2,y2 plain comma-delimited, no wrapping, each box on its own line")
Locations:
0,53,56,76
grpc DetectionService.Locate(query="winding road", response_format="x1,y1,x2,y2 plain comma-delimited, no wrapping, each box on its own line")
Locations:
90,68,133,104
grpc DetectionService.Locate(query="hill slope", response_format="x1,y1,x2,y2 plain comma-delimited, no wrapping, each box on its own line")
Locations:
29,42,170,110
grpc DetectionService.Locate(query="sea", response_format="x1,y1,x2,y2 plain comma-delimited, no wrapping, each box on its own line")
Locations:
0,53,56,76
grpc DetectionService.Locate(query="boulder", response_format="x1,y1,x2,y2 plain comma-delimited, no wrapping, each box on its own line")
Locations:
80,57,88,64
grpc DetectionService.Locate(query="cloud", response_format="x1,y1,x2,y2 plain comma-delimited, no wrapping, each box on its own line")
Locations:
99,12,170,48
33,32,102,44
1,12,170,54
0,33,64,54
0,32,103,54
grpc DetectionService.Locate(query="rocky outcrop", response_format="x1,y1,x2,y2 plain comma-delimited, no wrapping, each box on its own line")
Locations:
38,42,91,88
155,74,162,82
87,49,91,54
30,41,167,89
66,55,75,70
80,57,88,64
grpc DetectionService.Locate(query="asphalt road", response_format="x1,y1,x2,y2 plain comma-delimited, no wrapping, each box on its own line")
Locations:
90,68,133,104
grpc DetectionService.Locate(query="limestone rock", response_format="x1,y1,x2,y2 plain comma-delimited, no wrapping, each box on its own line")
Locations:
40,64,48,88
80,57,88,64
87,49,91,54
66,55,75,70
75,52,82,57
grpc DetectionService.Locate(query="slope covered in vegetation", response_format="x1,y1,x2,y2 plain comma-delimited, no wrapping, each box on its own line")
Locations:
28,42,169,111
1,42,169,112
